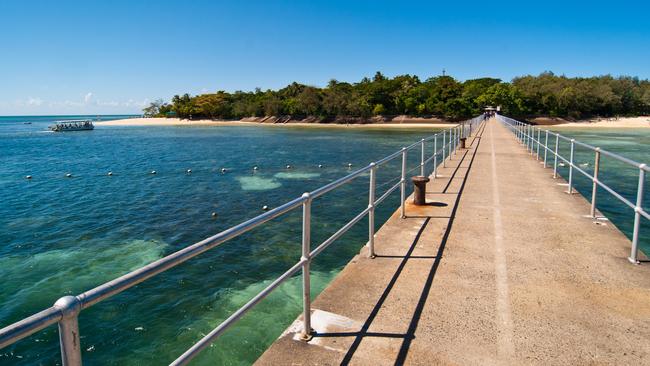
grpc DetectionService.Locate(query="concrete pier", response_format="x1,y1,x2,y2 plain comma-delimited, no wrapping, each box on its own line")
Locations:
255,120,650,365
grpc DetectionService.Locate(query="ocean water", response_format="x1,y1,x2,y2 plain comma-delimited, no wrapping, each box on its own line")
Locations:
0,116,437,365
0,117,647,365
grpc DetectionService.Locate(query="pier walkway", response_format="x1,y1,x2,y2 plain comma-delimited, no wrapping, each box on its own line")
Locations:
256,119,650,365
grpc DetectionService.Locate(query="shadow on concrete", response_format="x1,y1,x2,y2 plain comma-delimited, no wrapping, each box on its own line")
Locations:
312,124,485,365
422,202,449,207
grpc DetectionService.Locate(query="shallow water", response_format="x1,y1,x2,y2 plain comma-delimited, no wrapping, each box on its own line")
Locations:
0,116,437,365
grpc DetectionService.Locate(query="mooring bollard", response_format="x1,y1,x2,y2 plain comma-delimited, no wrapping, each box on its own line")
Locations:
460,137,467,149
411,176,430,205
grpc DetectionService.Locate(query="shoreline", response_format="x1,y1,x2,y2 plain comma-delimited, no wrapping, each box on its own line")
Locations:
97,116,650,129
97,117,459,129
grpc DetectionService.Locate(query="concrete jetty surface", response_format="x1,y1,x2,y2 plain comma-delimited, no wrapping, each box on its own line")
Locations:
255,119,650,365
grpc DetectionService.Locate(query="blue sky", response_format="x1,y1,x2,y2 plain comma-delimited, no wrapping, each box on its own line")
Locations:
1,0,648,115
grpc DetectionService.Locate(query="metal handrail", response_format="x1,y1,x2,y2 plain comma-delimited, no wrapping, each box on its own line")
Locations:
497,114,648,264
0,116,484,365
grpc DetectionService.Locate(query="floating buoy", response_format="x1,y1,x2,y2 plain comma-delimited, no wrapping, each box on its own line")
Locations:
186,169,192,174
318,164,323,168
286,165,291,169
253,166,258,170
65,173,72,178
580,163,589,167
25,175,32,179
211,212,218,218
107,171,113,176
151,170,157,175
558,162,566,167
347,163,352,167
262,205,269,211
221,168,227,173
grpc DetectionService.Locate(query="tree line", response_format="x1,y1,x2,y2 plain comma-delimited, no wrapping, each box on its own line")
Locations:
143,72,650,121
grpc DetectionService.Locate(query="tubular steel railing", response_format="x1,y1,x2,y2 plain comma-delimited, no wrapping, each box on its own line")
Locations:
497,114,649,264
0,116,484,365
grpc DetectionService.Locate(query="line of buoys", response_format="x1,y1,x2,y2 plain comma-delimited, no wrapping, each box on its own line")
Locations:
22,163,351,181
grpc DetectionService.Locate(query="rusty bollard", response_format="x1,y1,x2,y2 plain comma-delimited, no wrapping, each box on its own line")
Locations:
411,176,430,205
460,137,467,149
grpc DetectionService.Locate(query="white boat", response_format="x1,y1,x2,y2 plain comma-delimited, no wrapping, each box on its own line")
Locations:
49,120,94,132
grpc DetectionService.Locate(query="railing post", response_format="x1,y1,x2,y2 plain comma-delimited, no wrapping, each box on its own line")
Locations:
400,147,407,219
513,123,521,142
524,125,530,147
515,122,519,141
568,139,575,194
553,134,559,178
368,163,376,258
300,193,312,340
54,296,82,366
536,128,541,160
451,128,455,155
590,149,601,218
448,129,452,160
442,130,446,167
544,130,549,168
524,124,528,148
524,125,529,151
420,139,425,176
433,134,438,179
629,165,646,264
514,121,518,139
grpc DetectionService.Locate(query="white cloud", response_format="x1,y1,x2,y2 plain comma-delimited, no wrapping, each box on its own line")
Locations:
122,98,150,108
1,93,152,114
97,100,119,107
27,97,43,106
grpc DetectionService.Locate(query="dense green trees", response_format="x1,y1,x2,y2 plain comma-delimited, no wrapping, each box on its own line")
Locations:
146,72,650,121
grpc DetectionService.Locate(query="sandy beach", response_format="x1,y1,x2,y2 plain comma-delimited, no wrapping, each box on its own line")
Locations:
551,116,650,129
97,117,459,129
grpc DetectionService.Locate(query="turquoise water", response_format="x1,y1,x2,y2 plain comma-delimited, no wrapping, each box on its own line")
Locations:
0,116,437,365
